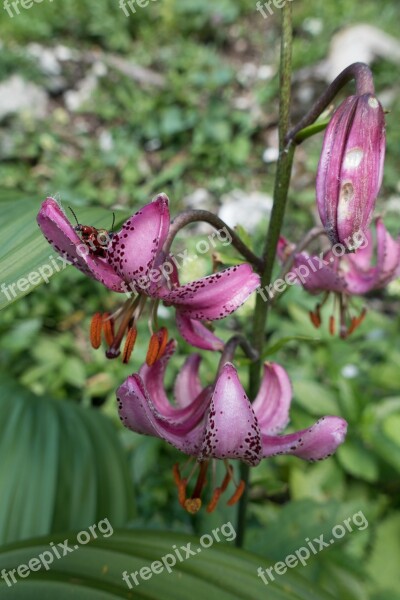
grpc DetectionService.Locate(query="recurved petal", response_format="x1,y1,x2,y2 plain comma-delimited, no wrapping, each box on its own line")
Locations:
289,253,347,294
198,363,262,466
107,193,170,284
345,219,400,294
138,340,178,415
375,217,400,286
175,312,224,351
117,372,210,456
37,197,125,292
174,353,203,408
160,264,260,321
261,416,347,461
252,363,292,434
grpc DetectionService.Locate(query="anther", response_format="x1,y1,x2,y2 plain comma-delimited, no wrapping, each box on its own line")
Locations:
156,327,169,361
226,480,245,506
206,488,222,513
102,313,115,346
90,313,102,349
329,315,335,335
122,327,137,364
146,333,160,366
309,311,321,328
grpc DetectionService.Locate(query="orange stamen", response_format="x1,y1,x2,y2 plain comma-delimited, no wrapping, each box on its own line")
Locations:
178,480,188,507
206,488,222,513
220,466,233,493
90,313,102,349
146,333,160,366
122,327,137,364
227,480,245,506
172,463,181,486
309,311,321,328
102,313,115,346
329,315,335,335
346,317,358,336
156,327,169,360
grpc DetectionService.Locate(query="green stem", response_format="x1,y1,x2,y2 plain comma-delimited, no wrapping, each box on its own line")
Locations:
235,3,294,548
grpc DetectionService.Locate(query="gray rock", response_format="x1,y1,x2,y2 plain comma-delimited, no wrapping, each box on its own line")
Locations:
0,75,49,121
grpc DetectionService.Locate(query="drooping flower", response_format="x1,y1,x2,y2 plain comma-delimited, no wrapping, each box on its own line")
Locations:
278,218,400,337
316,93,385,247
117,341,347,513
37,195,260,361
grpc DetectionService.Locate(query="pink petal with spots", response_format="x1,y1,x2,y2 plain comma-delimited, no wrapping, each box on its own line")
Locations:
117,372,211,456
37,197,125,292
261,416,347,461
198,363,262,466
159,264,260,321
175,312,224,351
252,363,292,434
107,193,170,284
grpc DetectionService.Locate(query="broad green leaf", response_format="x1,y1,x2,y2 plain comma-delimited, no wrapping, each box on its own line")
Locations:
263,335,320,358
0,198,128,310
292,380,338,415
336,441,379,483
366,513,400,595
0,530,338,599
0,375,135,544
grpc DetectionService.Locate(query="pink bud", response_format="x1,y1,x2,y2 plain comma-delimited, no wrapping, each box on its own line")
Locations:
316,94,385,249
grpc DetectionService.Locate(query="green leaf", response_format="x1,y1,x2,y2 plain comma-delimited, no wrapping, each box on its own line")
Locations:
366,513,400,595
336,441,379,483
0,375,135,544
292,380,338,415
0,198,128,311
0,530,338,599
263,335,320,358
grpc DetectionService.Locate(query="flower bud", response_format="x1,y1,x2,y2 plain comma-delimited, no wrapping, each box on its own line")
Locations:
316,94,385,249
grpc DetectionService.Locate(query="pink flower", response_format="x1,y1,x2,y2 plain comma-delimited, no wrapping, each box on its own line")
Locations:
317,94,385,247
117,341,347,513
279,218,400,337
37,195,260,361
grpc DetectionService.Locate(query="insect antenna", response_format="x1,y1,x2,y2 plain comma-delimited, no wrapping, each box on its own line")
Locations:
110,212,116,232
68,206,80,227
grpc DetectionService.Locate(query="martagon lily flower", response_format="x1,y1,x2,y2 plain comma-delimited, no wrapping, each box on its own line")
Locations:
37,195,260,362
316,92,386,248
278,217,400,338
117,340,347,513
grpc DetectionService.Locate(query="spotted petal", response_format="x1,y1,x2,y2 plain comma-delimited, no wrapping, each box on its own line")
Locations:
37,198,126,292
175,312,224,351
117,371,211,456
252,363,292,434
160,264,260,321
199,363,262,466
108,193,170,285
261,416,347,461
